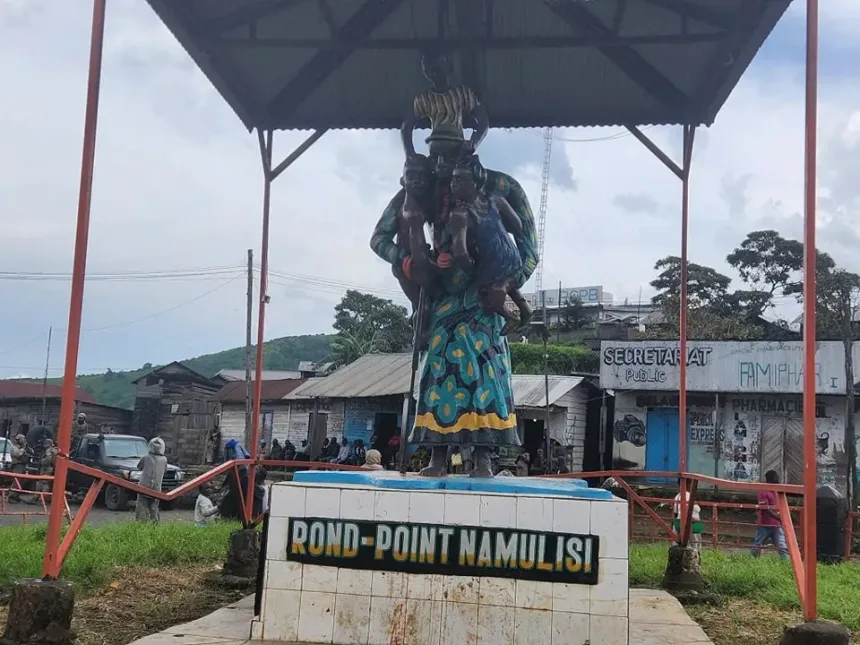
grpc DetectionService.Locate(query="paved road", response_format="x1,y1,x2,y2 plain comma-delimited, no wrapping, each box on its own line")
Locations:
0,499,194,528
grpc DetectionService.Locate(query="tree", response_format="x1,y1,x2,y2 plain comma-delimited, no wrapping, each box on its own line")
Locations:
333,290,412,354
726,230,802,304
327,328,383,369
642,295,763,341
557,296,590,332
650,256,732,308
816,268,860,507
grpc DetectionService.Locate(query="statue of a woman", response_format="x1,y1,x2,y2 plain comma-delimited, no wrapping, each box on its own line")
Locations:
370,156,539,478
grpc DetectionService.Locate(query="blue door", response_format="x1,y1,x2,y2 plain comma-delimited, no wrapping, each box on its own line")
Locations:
645,409,680,482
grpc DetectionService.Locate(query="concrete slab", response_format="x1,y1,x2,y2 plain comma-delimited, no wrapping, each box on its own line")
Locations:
630,589,714,645
127,588,714,645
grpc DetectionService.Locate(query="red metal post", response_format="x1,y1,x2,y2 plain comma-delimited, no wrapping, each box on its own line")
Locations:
42,0,107,579
678,125,695,539
801,0,819,622
246,129,274,523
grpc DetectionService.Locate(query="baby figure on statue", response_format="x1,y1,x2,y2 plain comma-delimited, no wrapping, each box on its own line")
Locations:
449,156,533,333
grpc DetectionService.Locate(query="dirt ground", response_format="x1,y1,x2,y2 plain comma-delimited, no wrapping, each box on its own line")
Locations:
688,598,858,645
0,565,247,645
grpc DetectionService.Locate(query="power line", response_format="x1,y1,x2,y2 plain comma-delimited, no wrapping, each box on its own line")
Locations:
518,125,656,144
0,266,245,282
81,274,244,331
0,333,46,356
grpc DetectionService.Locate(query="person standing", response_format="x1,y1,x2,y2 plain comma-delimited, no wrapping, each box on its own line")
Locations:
672,480,703,551
136,437,167,522
194,483,219,527
751,470,789,559
35,438,58,500
8,435,31,503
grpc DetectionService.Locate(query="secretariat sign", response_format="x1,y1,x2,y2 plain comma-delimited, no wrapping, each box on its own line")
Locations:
287,517,599,585
600,340,854,394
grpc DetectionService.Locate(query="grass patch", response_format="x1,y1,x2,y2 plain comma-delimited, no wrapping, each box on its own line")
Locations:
630,543,860,630
0,521,239,594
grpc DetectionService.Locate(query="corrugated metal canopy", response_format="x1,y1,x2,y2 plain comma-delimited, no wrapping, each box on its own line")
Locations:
144,0,791,131
284,353,586,406
286,354,414,399
512,375,586,408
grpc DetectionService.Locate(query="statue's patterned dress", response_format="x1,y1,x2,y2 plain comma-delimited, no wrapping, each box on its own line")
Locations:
371,170,539,448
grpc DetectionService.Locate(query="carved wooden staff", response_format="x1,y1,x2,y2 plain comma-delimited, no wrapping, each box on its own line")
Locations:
399,288,426,475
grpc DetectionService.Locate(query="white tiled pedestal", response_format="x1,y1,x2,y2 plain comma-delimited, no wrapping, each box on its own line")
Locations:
254,482,629,645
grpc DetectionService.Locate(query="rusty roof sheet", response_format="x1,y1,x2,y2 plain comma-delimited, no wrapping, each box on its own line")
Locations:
144,0,790,131
0,381,97,404
216,378,307,402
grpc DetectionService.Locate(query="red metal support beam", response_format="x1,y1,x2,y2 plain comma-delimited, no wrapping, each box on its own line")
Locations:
246,129,274,524
677,124,696,541
43,0,107,580
801,0,819,623
778,492,807,610
57,480,104,565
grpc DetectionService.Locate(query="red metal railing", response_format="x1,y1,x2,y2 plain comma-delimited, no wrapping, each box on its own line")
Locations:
40,458,366,576
0,471,73,524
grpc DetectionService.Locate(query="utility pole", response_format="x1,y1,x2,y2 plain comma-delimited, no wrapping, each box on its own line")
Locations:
841,284,857,508
40,327,52,424
245,249,254,447
556,281,562,343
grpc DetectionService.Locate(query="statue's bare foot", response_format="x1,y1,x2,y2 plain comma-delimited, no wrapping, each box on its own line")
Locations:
470,447,494,478
418,447,448,477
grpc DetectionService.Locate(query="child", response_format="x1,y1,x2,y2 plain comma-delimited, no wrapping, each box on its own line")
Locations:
194,483,219,527
751,470,789,559
672,480,703,550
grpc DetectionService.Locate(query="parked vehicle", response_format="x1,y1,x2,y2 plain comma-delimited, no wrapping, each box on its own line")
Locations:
0,437,11,470
68,433,184,511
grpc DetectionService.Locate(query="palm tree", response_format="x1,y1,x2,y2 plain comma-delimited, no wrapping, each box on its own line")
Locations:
327,327,382,368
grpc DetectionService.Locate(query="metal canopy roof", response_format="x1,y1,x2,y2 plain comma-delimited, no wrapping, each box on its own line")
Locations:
144,0,791,132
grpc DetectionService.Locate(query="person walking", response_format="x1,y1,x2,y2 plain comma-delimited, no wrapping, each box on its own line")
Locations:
136,437,167,522
751,469,789,559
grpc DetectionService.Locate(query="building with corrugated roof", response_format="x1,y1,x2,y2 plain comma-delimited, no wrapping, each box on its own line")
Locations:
0,380,133,439
216,378,308,450
282,354,602,471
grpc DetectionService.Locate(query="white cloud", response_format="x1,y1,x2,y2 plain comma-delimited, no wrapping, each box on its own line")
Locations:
0,0,857,378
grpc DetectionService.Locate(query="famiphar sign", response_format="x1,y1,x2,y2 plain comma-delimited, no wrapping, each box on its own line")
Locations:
600,340,860,394
287,517,599,585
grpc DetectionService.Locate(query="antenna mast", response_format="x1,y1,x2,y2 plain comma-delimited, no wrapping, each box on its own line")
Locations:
534,127,553,294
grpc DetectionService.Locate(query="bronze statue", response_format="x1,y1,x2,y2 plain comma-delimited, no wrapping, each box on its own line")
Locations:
401,52,489,162
450,156,533,333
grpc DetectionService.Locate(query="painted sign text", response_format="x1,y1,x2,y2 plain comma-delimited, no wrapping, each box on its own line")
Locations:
286,518,599,585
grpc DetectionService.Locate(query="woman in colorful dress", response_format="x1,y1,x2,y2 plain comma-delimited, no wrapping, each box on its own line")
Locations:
370,155,539,477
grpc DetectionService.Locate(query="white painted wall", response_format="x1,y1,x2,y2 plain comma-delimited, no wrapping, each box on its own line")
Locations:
257,482,629,645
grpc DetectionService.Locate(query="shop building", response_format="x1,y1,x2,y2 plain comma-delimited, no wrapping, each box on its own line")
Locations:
600,340,859,494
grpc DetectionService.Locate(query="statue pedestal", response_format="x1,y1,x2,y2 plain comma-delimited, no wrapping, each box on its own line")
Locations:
254,471,629,645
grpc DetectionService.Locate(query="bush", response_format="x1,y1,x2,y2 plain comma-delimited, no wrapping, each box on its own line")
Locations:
510,342,598,374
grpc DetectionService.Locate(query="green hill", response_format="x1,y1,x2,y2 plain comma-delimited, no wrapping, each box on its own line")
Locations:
46,334,335,410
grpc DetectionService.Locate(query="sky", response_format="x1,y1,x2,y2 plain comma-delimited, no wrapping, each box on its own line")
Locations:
0,0,858,379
